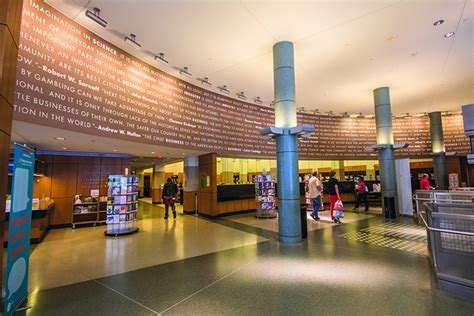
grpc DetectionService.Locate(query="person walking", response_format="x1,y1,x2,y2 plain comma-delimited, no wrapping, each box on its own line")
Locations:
308,170,322,221
328,171,341,222
419,174,433,190
162,178,178,219
353,176,369,213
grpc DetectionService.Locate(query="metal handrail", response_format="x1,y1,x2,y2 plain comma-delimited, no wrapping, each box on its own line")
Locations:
413,197,474,203
418,211,474,236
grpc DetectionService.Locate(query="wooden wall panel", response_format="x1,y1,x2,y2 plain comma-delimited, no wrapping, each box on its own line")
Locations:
77,156,101,164
446,157,461,176
53,155,78,164
51,163,78,198
33,175,51,198
183,191,197,212
198,153,217,217
76,164,101,196
50,197,72,226
101,157,122,165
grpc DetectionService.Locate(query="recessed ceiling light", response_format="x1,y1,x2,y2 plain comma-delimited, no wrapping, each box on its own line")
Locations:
54,137,65,140
151,151,155,154
410,52,418,57
433,19,444,26
62,147,67,150
444,32,455,38
113,149,118,152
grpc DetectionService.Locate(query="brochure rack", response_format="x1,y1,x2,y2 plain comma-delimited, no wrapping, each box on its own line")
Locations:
254,175,277,218
104,175,139,236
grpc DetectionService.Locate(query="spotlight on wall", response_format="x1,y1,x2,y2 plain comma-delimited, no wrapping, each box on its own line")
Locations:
125,34,141,49
198,77,212,86
403,113,411,118
218,85,230,94
312,109,320,114
237,91,247,100
254,96,262,105
269,101,275,107
341,112,349,117
297,107,306,112
85,8,107,27
326,111,334,116
154,52,168,64
441,111,452,116
179,66,192,77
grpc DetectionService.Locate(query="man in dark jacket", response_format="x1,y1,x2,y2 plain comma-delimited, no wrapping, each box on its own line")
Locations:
162,178,178,219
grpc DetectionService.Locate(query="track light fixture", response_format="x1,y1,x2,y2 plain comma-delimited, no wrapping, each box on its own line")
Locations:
179,66,192,77
254,97,262,105
85,7,107,27
237,91,246,100
198,77,211,86
155,52,168,64
125,34,141,49
218,85,230,94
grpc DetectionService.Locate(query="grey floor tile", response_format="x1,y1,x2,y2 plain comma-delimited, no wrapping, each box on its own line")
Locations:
27,280,158,316
95,241,272,312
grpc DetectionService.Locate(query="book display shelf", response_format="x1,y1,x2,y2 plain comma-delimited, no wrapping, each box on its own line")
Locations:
254,174,277,218
104,175,139,236
72,196,106,228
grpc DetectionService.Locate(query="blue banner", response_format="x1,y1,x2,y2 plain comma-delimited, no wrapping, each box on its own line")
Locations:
5,144,35,315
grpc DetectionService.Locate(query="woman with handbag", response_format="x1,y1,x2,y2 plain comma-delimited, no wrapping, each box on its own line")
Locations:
354,176,369,213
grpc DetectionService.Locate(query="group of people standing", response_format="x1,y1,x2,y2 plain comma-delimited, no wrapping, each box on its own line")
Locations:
307,170,370,224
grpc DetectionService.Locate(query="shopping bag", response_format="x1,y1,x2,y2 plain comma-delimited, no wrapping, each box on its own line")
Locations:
335,199,344,211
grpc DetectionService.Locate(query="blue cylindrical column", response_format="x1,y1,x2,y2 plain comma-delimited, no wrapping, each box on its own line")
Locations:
373,87,398,218
429,112,448,189
273,41,301,243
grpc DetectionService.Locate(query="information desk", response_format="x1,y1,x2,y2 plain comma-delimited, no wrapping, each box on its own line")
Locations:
4,204,54,246
216,183,306,216
321,180,381,205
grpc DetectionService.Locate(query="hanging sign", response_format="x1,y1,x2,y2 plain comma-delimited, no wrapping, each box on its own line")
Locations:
5,144,35,315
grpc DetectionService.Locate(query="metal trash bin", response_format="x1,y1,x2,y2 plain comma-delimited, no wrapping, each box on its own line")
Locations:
300,204,308,239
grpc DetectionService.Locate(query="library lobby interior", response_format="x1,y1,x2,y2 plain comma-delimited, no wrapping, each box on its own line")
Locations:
0,0,473,315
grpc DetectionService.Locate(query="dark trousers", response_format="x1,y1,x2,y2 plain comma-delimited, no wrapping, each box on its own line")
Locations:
355,192,369,211
164,203,176,218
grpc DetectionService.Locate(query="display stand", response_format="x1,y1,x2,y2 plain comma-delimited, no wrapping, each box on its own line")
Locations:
72,197,100,229
254,174,277,218
104,175,139,236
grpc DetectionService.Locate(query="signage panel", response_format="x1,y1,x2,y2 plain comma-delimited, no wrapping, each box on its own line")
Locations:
5,144,35,315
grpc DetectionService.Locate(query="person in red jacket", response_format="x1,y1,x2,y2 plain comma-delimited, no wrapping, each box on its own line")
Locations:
420,174,433,190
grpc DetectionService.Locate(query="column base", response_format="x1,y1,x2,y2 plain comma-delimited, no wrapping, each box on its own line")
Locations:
279,235,302,243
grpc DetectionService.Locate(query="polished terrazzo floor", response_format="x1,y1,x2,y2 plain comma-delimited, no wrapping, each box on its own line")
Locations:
21,203,474,315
